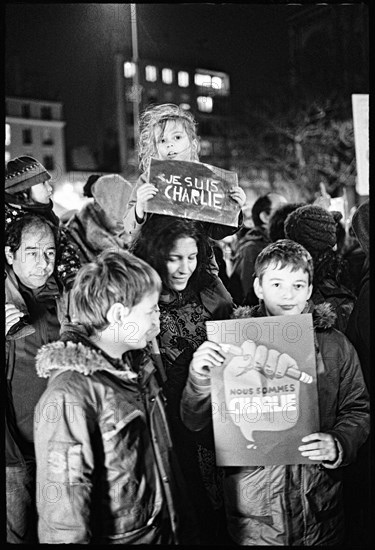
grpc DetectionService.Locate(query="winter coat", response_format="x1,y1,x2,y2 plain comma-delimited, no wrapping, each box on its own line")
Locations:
181,301,370,546
346,200,370,388
5,196,81,289
158,276,234,421
5,269,62,466
228,225,271,306
64,201,130,265
122,172,243,242
311,249,356,333
34,326,197,545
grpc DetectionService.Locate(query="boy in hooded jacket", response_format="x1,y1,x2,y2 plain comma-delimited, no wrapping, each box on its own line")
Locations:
181,239,369,546
33,249,198,544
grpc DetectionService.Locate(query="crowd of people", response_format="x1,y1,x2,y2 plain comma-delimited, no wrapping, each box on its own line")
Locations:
5,103,371,546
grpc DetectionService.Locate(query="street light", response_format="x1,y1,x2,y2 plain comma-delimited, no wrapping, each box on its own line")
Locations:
115,4,141,174
131,4,140,149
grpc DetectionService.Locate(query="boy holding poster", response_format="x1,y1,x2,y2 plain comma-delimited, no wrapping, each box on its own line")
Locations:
122,103,246,241
181,239,369,546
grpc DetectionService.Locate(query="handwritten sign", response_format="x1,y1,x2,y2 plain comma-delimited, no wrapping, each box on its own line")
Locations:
145,158,240,227
206,314,319,466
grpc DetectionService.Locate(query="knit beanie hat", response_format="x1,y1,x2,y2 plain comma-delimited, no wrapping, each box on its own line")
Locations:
284,204,342,257
5,156,51,194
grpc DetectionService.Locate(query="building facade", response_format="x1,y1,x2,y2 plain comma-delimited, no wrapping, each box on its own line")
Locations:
5,96,67,181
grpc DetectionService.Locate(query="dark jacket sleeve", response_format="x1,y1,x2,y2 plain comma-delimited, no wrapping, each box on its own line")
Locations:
318,331,370,467
181,368,213,432
200,277,234,320
204,210,243,240
345,277,370,389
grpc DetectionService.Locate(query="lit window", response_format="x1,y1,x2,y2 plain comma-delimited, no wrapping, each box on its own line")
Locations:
5,151,11,163
195,73,208,87
22,128,32,145
145,65,157,82
194,71,230,95
197,96,213,113
124,61,135,78
5,124,11,146
179,103,191,111
178,71,189,87
162,68,173,84
211,76,223,90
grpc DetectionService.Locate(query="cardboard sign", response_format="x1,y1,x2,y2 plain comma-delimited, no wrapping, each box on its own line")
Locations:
206,314,319,466
145,158,241,227
352,94,369,196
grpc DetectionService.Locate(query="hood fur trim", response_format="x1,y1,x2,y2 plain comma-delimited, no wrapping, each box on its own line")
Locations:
36,341,137,381
231,301,337,330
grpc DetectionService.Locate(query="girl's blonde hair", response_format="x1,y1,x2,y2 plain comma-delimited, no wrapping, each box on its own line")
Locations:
138,103,200,172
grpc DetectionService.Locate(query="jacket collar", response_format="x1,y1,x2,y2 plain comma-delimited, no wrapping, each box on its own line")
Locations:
35,324,139,382
231,299,337,330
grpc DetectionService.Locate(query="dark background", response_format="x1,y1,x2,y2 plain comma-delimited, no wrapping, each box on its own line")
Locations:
5,3,299,153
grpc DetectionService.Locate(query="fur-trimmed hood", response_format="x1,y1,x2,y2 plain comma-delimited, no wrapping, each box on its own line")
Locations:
231,300,337,330
35,336,138,383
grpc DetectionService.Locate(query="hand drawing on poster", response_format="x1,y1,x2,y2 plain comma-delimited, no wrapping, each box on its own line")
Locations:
206,314,319,466
145,158,241,227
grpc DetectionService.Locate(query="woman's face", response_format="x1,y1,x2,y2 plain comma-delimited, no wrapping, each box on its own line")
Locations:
166,236,198,291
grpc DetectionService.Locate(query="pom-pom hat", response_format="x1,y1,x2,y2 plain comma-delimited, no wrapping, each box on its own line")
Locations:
284,204,342,258
5,155,51,194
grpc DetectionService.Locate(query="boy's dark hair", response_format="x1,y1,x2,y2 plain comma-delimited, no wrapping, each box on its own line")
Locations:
6,214,58,253
254,239,314,285
70,249,162,335
131,214,214,292
251,195,272,228
269,202,305,242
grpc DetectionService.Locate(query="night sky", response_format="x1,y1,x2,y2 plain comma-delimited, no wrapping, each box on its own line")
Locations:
5,3,294,154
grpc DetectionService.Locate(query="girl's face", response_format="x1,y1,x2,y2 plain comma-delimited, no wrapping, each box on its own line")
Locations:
155,120,196,162
30,181,53,204
166,237,198,291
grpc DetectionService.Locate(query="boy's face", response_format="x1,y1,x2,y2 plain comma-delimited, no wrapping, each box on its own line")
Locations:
121,290,160,350
155,120,195,162
5,226,56,289
254,263,312,316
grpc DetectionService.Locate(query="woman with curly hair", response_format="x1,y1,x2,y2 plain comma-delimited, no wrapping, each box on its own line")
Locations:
131,214,234,544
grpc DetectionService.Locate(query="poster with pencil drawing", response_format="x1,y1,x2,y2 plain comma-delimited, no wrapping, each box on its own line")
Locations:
206,314,319,466
145,158,240,226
